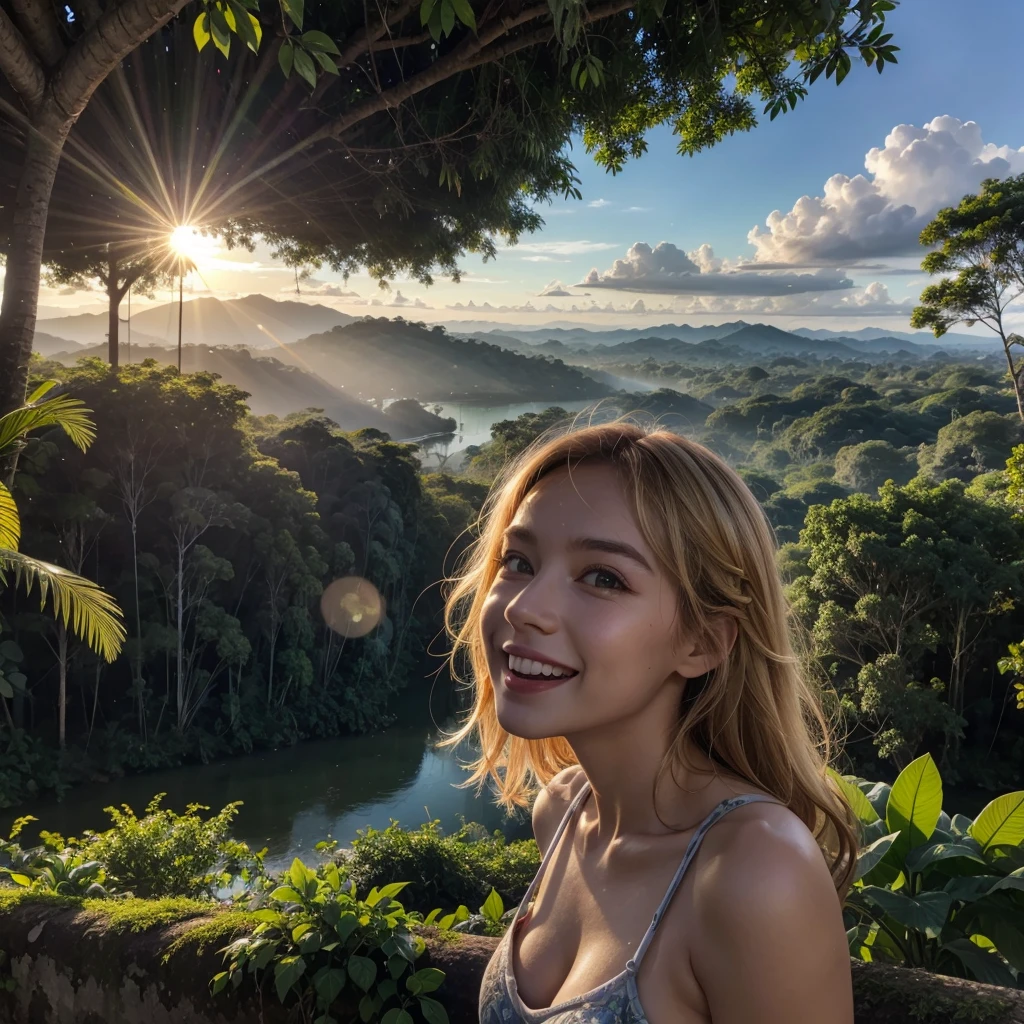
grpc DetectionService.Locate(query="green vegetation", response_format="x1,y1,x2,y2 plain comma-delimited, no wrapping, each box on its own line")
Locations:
339,818,539,916
837,753,1024,988
0,361,481,805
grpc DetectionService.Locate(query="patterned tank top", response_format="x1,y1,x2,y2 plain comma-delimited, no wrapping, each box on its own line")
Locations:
478,777,784,1023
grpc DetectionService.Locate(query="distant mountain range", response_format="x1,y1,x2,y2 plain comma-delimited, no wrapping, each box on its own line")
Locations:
37,295,356,349
463,320,990,355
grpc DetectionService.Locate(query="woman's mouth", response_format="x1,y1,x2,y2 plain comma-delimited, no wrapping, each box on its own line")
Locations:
503,653,579,694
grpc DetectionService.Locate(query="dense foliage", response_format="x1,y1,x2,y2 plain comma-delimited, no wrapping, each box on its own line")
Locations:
0,361,481,805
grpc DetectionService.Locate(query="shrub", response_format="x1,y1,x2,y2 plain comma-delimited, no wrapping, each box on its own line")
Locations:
836,752,1024,986
80,794,247,898
339,818,539,915
215,859,448,1024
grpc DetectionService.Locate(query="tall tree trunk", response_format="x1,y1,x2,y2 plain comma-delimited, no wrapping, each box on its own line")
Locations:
107,254,121,368
57,622,68,749
0,113,70,419
176,544,184,730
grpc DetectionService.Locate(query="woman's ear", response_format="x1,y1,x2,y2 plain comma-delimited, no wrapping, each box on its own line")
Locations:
676,615,739,678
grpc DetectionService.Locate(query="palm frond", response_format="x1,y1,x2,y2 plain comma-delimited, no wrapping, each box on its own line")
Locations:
0,483,19,551
0,551,126,662
0,393,97,458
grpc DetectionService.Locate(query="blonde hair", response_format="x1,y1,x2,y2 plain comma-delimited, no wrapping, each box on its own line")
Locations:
437,415,859,898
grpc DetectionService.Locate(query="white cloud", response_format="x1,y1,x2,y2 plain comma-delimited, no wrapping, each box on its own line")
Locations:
588,199,612,208
368,290,431,308
581,241,855,296
521,255,571,263
512,240,619,256
286,279,361,297
749,116,1024,265
538,280,576,297
624,206,652,213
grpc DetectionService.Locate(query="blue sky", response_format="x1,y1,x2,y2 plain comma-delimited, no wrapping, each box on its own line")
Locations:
41,0,1024,332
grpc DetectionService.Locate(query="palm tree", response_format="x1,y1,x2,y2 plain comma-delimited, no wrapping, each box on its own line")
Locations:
0,382,126,665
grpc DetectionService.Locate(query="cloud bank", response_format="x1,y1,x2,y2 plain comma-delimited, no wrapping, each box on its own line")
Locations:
749,116,1024,265
580,242,855,295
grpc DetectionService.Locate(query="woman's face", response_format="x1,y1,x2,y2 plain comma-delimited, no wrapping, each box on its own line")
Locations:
481,460,706,741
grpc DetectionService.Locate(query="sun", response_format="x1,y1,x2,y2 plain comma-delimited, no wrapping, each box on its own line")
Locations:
169,225,218,268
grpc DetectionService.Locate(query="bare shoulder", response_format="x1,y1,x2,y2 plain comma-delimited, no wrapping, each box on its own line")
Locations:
686,800,854,1024
531,765,587,856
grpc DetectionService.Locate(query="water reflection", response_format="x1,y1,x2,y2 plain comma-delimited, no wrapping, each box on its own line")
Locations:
20,682,531,873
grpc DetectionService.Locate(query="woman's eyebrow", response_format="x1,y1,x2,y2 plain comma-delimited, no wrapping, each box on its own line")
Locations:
501,525,653,573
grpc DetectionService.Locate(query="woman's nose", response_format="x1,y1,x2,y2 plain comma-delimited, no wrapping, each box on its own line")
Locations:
504,571,560,633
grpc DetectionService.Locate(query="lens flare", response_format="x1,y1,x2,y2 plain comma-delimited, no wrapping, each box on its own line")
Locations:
320,576,384,638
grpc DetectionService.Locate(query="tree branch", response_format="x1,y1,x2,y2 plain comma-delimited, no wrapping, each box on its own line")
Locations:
0,4,45,109
335,0,421,68
48,0,191,122
209,0,635,214
7,0,65,66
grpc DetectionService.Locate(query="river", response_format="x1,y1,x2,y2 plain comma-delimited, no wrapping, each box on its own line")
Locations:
21,659,999,875
22,670,532,875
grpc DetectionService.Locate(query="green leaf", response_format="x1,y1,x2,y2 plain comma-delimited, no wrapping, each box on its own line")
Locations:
448,0,475,30
227,1,260,52
0,551,125,662
0,394,96,458
853,832,900,882
420,0,436,25
292,46,317,88
25,380,57,405
193,12,211,51
270,885,303,903
0,482,20,552
943,937,1018,987
440,0,454,37
969,792,1024,854
280,0,303,30
335,911,359,941
418,995,449,1024
829,770,879,824
887,753,942,868
381,1010,413,1024
289,858,310,890
347,954,377,992
274,956,306,1002
481,888,503,921
905,840,989,874
314,966,346,1003
0,678,12,700
0,641,22,662
301,30,340,54
279,40,294,77
311,49,339,74
405,967,444,995
858,886,952,940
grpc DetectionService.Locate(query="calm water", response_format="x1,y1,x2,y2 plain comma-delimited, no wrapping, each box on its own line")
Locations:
18,666,999,873
20,670,532,874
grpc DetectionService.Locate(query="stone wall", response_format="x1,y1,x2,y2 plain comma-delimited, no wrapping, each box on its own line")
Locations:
0,895,1021,1024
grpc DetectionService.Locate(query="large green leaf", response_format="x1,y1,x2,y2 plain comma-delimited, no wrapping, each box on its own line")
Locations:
942,937,1017,987
905,839,990,875
969,793,1024,855
830,770,879,824
854,832,900,883
943,875,1004,903
887,753,943,869
858,886,952,939
0,393,96,457
0,550,125,662
0,483,19,551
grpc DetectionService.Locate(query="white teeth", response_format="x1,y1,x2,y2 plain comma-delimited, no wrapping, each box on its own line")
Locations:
508,654,571,677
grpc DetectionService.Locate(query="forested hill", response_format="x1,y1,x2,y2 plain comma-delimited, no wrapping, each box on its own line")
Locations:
279,317,614,402
39,345,455,438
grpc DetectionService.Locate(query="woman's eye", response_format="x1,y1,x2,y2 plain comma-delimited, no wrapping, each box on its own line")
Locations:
581,567,627,591
499,553,530,574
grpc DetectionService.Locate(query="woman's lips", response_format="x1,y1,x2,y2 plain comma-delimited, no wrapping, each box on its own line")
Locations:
502,664,577,694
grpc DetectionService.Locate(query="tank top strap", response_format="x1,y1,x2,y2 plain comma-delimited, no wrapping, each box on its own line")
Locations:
511,775,593,928
625,793,786,974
